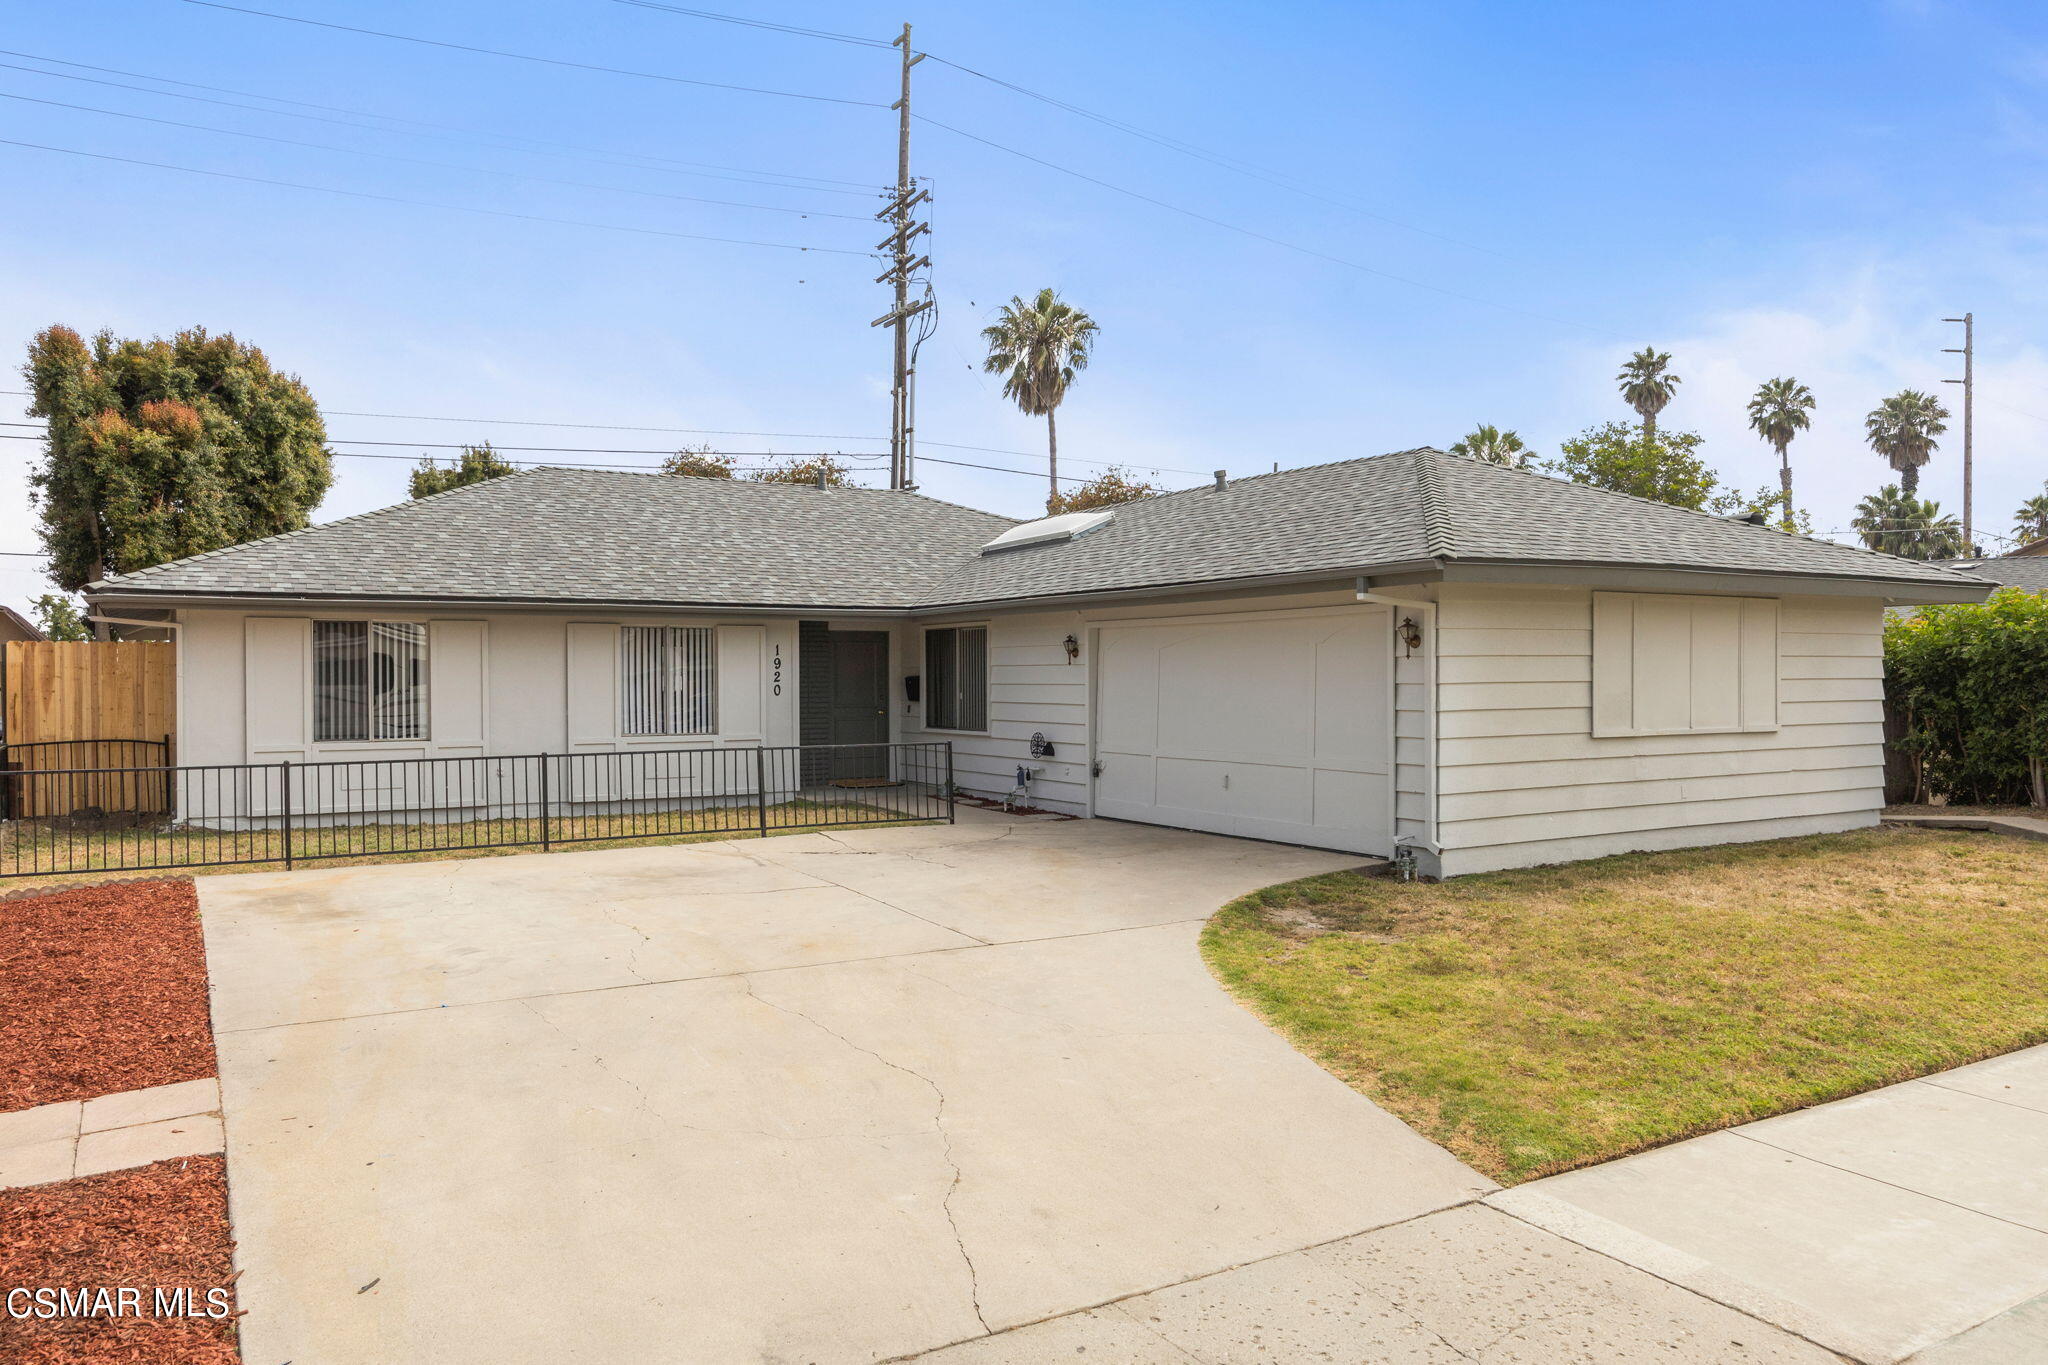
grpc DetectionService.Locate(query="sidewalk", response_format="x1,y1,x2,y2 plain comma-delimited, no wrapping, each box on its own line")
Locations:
1492,1044,2048,1363
0,1078,226,1188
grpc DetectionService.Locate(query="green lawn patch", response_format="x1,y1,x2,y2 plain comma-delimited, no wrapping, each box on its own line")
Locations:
1199,826,2048,1183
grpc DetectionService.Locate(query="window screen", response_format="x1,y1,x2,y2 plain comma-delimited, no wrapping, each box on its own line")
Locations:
620,626,718,736
313,620,427,742
924,626,988,731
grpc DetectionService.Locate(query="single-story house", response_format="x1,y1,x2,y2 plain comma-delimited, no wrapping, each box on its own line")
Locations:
86,448,1993,877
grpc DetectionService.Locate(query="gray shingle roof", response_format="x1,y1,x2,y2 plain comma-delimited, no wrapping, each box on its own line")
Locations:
91,449,1993,610
1934,556,2048,593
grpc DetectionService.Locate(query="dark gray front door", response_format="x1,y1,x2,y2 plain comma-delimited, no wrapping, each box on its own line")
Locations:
829,632,889,778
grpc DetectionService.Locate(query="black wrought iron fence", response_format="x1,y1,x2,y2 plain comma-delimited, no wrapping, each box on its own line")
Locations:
0,740,953,879
0,738,174,821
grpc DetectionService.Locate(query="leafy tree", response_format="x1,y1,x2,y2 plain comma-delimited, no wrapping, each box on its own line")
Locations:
1745,377,1815,525
408,443,517,499
1550,422,1719,510
1852,485,1964,559
1045,465,1164,514
1448,425,1530,467
981,288,1099,512
1864,389,1948,496
2013,487,2048,544
1887,590,2048,805
660,443,737,478
25,325,331,590
751,454,854,487
30,593,90,641
1616,347,1681,443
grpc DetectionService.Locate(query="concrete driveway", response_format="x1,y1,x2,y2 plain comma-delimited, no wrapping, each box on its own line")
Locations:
203,810,1493,1364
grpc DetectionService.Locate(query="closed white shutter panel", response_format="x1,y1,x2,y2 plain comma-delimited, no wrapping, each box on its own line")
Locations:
566,622,618,747
1592,593,1780,737
430,620,487,750
245,617,309,758
716,625,764,740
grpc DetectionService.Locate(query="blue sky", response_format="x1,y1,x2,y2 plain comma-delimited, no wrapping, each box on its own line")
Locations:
3,0,2046,618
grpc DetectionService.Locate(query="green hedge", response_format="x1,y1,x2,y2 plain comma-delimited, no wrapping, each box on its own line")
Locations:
1885,588,2048,806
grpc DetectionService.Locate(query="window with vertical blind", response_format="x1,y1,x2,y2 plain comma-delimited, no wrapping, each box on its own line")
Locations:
924,625,988,732
619,626,718,736
312,620,428,742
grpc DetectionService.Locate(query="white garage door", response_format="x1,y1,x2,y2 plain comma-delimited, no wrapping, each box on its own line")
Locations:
1093,608,1393,855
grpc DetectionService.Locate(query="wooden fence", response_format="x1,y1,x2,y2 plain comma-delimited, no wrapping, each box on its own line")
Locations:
2,641,176,818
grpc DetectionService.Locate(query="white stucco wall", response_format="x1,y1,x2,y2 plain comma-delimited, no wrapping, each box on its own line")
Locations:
176,607,800,768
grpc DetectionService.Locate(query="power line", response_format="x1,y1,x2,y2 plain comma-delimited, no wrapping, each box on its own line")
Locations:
178,0,885,108
596,1,1507,258
0,399,1206,471
0,89,872,220
606,1,888,48
918,54,1509,262
0,428,1111,485
914,114,1612,337
0,50,882,193
0,137,878,256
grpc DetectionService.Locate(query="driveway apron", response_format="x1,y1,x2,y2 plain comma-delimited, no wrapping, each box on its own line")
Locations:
203,811,1490,1364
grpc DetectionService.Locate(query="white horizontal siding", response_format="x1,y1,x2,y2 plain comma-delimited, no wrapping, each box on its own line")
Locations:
898,611,1091,813
1435,583,1886,875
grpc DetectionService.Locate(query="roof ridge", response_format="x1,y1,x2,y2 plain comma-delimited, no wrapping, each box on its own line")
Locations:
1410,446,1457,558
1434,449,1992,585
94,464,557,588
523,465,1020,527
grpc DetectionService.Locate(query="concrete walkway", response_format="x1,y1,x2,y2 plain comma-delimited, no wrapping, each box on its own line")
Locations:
0,1078,224,1188
1493,1044,2048,1364
205,812,1495,1364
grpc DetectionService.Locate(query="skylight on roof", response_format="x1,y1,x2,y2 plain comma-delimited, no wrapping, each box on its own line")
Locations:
979,509,1115,555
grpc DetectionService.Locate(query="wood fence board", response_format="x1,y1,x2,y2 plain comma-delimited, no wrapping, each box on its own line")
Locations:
3,642,177,817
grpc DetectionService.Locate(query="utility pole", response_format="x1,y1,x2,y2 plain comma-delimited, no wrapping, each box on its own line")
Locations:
872,22,931,490
1943,312,1974,552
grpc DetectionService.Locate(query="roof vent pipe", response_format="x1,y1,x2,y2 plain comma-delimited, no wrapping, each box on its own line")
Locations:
815,468,828,490
1214,470,1227,490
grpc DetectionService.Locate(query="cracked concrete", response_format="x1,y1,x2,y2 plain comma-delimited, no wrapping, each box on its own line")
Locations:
204,809,1843,1364
211,809,1495,1364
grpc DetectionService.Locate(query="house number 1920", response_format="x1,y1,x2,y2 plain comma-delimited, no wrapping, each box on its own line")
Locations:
771,648,783,697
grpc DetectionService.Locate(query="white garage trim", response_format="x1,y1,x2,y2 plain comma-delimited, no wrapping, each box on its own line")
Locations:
1085,604,1398,856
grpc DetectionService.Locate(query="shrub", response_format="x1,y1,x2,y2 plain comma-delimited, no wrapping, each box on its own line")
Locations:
1885,588,2048,805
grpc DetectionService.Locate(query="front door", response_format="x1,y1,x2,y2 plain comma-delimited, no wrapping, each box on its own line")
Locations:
828,632,890,779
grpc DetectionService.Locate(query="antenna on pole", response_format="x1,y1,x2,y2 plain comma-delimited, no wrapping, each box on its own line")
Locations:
872,23,932,491
1943,312,1974,552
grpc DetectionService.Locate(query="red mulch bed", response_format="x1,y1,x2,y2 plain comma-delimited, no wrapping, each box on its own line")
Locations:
0,1155,240,1364
0,879,217,1112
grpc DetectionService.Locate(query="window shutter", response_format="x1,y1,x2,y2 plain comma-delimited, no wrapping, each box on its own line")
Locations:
245,617,309,757
566,622,618,748
716,625,764,740
430,620,487,750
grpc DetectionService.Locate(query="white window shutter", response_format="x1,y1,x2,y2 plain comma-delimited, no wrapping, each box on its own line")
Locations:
1739,599,1781,730
1590,594,1635,738
566,622,618,748
716,625,765,741
429,620,487,750
245,617,309,757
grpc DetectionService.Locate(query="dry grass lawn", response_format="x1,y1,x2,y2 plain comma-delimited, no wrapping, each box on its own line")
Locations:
1200,826,2048,1184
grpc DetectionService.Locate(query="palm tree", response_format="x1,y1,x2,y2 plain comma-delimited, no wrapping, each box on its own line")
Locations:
981,289,1099,511
1745,377,1815,522
2014,486,2048,544
1448,424,1530,467
1864,390,1949,496
1617,348,1680,443
1852,485,1964,560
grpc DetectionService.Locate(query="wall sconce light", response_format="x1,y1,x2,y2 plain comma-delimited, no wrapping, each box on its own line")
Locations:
1063,633,1081,663
1397,616,1423,652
